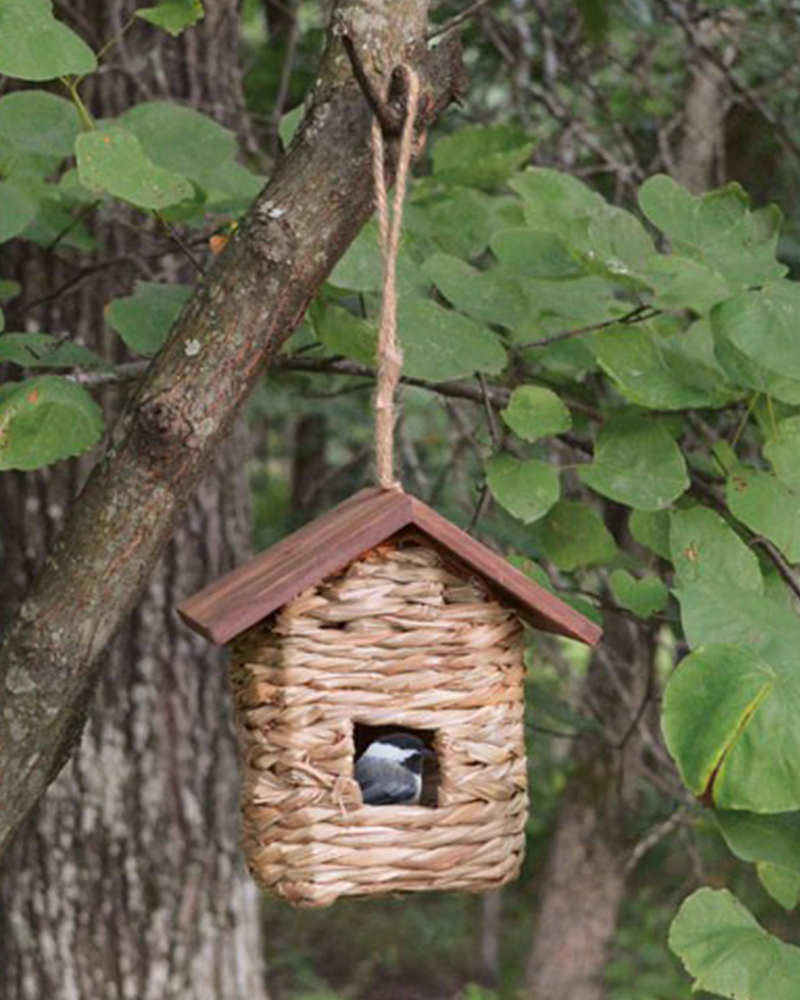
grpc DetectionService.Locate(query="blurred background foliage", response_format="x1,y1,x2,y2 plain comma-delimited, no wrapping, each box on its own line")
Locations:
234,3,800,998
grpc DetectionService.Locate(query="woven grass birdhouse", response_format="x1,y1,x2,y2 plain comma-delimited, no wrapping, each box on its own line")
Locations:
179,488,600,907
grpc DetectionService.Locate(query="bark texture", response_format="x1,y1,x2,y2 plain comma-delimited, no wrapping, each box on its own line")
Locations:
525,614,654,1000
0,2,267,996
0,0,466,857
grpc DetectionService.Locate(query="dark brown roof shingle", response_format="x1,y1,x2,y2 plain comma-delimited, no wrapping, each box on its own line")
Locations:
178,487,602,647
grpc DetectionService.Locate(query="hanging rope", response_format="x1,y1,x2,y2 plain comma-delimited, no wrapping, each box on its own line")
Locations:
372,66,420,491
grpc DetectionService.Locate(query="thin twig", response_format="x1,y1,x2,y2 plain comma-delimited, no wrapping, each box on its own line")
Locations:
427,0,497,39
515,304,659,352
154,213,207,276
478,372,502,448
624,807,688,876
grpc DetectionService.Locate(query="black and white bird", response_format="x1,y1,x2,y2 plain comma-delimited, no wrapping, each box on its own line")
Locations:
355,733,434,806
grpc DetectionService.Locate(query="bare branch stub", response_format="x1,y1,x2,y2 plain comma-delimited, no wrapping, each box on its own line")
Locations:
342,33,404,135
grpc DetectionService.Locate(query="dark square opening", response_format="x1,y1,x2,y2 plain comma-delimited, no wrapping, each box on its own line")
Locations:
353,722,439,807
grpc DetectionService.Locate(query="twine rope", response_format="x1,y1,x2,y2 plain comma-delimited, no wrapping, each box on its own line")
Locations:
372,66,421,490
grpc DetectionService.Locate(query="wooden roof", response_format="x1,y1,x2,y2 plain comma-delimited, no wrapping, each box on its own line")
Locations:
179,487,602,647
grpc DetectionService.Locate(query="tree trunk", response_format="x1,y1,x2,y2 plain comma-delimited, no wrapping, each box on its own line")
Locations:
524,613,655,1000
0,3,268,997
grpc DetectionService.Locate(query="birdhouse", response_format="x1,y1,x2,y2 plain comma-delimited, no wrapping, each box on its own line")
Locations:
179,488,600,907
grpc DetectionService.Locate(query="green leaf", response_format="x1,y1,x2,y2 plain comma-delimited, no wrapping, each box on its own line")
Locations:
490,228,585,280
313,304,376,367
0,180,38,243
502,386,571,441
642,256,731,314
630,509,671,559
135,0,204,36
670,506,763,594
76,126,193,210
609,570,668,618
432,125,534,189
485,455,560,524
638,176,785,286
663,644,800,811
407,187,495,260
714,283,800,382
422,255,529,329
727,467,800,562
0,375,103,470
0,0,96,81
540,501,616,570
758,864,800,911
716,810,800,877
580,204,656,279
670,888,800,999
329,223,424,294
106,282,192,356
579,415,689,510
0,333,106,369
0,92,79,157
118,101,236,191
510,168,605,231
595,324,732,410
397,298,506,382
764,416,800,491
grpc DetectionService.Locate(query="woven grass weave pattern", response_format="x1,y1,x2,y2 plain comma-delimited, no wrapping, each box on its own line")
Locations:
230,536,528,907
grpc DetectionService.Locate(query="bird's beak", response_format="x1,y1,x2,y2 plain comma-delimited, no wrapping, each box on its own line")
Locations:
421,748,436,760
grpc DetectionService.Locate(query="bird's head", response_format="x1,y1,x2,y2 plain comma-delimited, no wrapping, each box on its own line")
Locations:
360,733,435,775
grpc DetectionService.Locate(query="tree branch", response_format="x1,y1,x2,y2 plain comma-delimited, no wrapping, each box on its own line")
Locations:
0,0,466,860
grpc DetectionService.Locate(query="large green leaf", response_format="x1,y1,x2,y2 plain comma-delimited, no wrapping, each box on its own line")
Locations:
106,282,193,356
579,204,656,279
407,188,495,259
716,810,800,877
510,168,605,231
501,386,571,441
118,101,236,192
422,255,529,329
670,506,763,594
485,455,560,524
642,256,731,314
595,324,732,410
135,0,204,36
0,92,79,157
664,642,800,811
397,298,506,382
540,501,616,570
727,467,800,562
328,223,424,295
76,126,193,210
714,283,800,381
0,376,103,470
579,415,689,510
0,180,38,243
490,228,585,280
0,0,96,81
313,305,376,367
638,176,785,286
670,888,800,999
431,125,534,189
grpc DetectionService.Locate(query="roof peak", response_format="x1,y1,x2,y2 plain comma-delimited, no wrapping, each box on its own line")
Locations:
178,487,601,647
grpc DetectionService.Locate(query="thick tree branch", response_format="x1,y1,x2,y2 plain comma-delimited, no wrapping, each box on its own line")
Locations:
0,0,466,860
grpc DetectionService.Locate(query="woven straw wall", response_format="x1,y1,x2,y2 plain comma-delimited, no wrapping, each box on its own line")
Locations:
230,535,528,907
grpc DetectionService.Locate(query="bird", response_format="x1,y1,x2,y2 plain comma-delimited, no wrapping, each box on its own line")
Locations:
355,733,434,806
